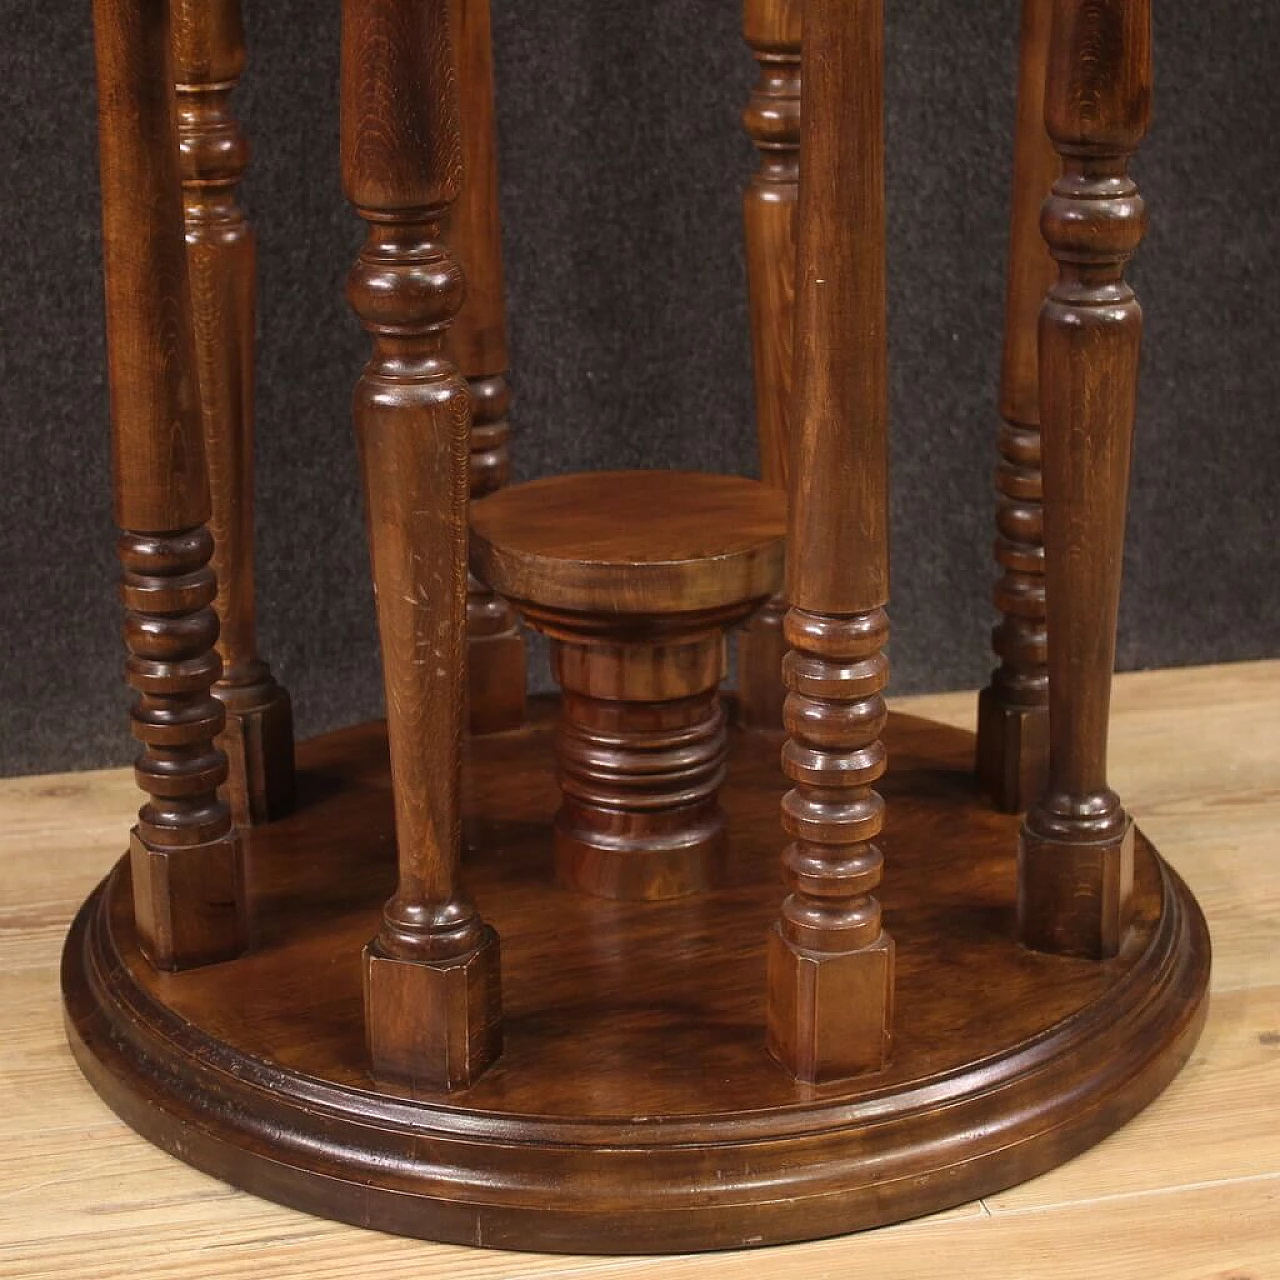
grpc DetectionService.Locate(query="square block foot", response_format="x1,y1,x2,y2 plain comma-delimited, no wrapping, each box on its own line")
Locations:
766,925,894,1083
975,689,1049,813
128,829,247,971
736,609,787,731
364,927,503,1090
218,682,296,826
468,630,527,735
1018,820,1135,959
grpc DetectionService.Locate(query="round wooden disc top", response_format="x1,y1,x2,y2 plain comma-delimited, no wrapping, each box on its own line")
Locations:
469,471,786,616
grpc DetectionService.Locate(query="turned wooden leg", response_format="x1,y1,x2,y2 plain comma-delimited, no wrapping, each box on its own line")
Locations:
975,0,1057,813
1018,0,1150,961
766,0,893,1082
736,0,800,731
342,0,501,1090
446,0,527,736
93,0,245,970
173,0,296,826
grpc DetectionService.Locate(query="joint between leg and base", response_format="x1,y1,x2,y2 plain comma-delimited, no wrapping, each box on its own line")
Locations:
766,925,894,1083
976,687,1049,813
363,927,503,1092
128,829,247,971
216,678,296,826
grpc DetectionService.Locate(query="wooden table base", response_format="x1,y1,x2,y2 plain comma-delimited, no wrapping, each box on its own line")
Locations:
61,699,1209,1255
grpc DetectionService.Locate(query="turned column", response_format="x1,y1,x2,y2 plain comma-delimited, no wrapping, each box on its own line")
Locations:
1018,0,1150,960
766,0,893,1081
93,0,245,970
975,0,1057,812
736,0,801,731
342,0,501,1089
173,0,296,825
447,0,526,735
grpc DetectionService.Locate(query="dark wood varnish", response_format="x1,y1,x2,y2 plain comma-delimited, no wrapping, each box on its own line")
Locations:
173,0,296,827
1018,0,1151,961
736,0,801,731
472,471,785,899
93,0,245,972
768,0,892,1082
63,706,1211,1253
447,0,527,736
975,0,1057,814
341,0,501,1089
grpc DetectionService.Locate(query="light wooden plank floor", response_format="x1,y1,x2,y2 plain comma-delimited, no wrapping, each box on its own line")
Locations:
2,661,1277,1280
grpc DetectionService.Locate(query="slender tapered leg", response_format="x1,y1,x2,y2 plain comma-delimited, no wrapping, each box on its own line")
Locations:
976,0,1058,813
765,0,893,1082
343,0,501,1089
736,0,800,731
447,0,527,735
93,0,244,970
173,0,296,825
1018,0,1151,961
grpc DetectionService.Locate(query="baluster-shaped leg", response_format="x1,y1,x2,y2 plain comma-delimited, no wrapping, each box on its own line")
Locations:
173,0,296,825
975,0,1057,812
766,0,893,1082
447,0,526,735
1018,0,1150,960
737,0,801,731
93,0,245,970
343,0,502,1089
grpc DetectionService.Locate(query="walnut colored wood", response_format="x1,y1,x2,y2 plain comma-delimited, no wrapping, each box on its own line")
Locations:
172,0,296,827
447,0,527,736
975,0,1057,814
470,471,787,615
93,0,245,971
1018,0,1151,961
736,0,801,731
472,471,785,899
61,702,1211,1253
767,0,892,1082
341,0,501,1089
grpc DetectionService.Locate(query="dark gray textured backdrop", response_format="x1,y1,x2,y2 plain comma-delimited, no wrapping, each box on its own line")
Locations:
1,1,1276,776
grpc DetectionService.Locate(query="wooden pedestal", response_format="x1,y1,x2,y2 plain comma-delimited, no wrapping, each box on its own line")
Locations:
63,700,1209,1254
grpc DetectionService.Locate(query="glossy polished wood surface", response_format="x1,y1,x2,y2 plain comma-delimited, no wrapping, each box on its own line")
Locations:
472,471,785,900
173,0,296,827
447,0,527,736
1018,0,1151,961
20,664,1269,1274
93,0,244,971
736,0,801,730
341,0,500,1089
769,0,892,1081
975,0,1056,813
62,697,1209,1252
471,471,787,614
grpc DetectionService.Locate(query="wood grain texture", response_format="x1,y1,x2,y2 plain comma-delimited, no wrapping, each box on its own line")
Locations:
446,0,527,736
1018,0,1152,961
470,471,787,614
768,0,892,1081
975,0,1057,813
173,0,296,826
93,0,244,971
341,0,500,1088
5,661,1277,1274
736,0,802,732
472,471,784,900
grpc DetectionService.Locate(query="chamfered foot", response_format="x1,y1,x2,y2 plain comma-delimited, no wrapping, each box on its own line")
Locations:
975,687,1049,813
766,925,894,1083
1018,801,1136,960
217,676,296,826
128,828,247,972
363,928,503,1091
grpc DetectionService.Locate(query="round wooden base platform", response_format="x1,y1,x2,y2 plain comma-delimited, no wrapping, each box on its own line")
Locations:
62,701,1210,1254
